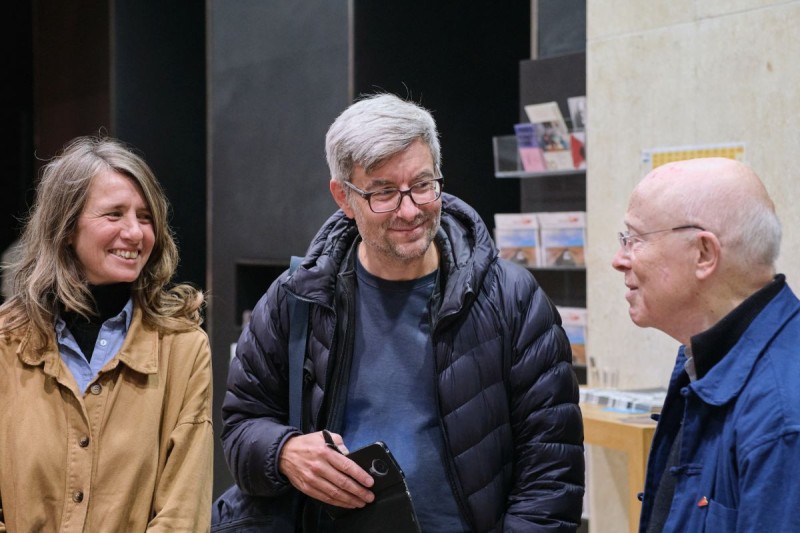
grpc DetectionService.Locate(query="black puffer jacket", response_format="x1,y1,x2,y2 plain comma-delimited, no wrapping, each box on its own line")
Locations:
222,193,584,532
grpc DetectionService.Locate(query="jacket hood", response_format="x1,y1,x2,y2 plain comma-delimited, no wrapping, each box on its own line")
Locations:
285,192,498,313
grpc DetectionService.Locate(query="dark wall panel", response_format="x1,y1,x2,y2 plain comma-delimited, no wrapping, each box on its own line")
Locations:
537,0,586,59
208,0,350,495
33,0,111,161
0,1,34,282
519,52,586,122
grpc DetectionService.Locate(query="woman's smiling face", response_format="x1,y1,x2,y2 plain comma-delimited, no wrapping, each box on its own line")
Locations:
70,169,155,285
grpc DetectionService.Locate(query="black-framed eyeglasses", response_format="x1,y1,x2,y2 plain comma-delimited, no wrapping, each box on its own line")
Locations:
617,225,705,254
342,178,443,213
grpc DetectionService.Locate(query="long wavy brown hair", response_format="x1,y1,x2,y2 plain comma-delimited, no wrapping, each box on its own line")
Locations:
0,136,203,351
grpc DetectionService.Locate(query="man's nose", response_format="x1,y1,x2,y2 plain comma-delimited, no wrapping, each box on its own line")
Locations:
395,192,422,218
611,247,630,272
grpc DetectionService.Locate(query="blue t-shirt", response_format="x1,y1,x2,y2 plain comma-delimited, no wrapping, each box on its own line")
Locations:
341,257,467,532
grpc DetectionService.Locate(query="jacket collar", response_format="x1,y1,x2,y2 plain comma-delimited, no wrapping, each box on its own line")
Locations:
433,194,495,319
689,275,785,379
17,305,160,377
114,306,160,374
690,283,800,405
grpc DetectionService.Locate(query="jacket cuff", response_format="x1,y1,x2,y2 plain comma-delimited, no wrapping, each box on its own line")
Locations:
271,429,303,486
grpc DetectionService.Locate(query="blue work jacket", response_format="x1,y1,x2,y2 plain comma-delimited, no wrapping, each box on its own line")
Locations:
639,284,800,532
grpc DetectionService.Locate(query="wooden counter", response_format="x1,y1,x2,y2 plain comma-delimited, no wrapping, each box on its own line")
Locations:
581,402,657,533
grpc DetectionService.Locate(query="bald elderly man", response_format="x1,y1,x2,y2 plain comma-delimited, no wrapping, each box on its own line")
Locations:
612,158,800,532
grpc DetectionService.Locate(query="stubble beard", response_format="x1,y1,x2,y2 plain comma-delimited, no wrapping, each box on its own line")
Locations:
369,209,441,264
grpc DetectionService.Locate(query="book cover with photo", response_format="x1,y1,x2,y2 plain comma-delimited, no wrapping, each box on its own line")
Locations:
538,211,586,267
557,306,587,366
567,96,587,131
494,213,539,267
523,101,573,171
513,123,547,172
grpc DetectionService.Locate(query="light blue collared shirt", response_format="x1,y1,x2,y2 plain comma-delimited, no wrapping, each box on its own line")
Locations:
56,298,134,394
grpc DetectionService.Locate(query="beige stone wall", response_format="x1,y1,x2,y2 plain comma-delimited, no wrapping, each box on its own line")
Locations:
585,2,800,531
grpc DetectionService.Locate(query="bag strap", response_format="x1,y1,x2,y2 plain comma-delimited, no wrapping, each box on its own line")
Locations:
288,256,309,430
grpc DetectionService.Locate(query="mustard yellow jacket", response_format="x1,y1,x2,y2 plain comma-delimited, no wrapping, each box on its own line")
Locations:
0,306,213,532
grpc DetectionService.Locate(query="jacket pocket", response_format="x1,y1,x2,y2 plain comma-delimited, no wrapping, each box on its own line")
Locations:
704,498,737,532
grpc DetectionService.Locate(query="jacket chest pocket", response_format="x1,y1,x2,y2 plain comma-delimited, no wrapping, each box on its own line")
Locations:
669,485,737,533
703,497,738,531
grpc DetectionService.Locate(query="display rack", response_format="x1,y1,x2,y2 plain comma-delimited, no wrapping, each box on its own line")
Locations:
493,52,587,383
493,134,585,179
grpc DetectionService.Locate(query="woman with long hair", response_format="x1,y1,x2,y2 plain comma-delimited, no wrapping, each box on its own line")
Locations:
0,136,212,531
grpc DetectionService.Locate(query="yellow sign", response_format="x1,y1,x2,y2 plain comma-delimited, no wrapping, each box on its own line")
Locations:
642,143,746,169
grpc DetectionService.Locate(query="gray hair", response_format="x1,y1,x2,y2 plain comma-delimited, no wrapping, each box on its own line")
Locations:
682,177,782,270
325,93,441,183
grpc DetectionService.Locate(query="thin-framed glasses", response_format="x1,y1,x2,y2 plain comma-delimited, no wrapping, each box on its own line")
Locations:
342,178,443,213
617,225,705,253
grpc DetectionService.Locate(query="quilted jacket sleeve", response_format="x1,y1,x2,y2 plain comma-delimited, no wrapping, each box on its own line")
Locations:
503,265,585,531
220,275,300,497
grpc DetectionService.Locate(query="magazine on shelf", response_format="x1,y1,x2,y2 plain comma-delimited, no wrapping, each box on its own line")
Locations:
580,386,667,414
494,213,539,267
523,101,573,171
567,95,587,131
513,123,547,172
557,306,587,366
570,131,586,170
537,211,586,267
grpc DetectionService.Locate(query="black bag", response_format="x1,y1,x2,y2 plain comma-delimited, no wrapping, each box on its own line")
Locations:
212,257,308,532
211,487,300,533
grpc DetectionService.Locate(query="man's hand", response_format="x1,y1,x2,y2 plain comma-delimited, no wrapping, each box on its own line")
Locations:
279,431,375,509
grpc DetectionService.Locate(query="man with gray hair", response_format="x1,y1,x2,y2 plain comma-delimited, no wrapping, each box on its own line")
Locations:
612,157,800,531
222,93,584,531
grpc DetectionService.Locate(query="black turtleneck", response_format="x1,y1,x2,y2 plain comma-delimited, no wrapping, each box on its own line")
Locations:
62,283,132,362
689,274,785,379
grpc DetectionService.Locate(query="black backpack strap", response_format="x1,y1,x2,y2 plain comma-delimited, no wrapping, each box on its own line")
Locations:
211,256,308,532
287,256,309,430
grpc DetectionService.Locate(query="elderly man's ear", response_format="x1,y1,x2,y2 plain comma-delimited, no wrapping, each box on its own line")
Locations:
695,231,721,280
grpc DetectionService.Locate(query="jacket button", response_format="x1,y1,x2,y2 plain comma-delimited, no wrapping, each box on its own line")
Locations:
79,436,90,447
90,383,102,395
73,490,84,503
